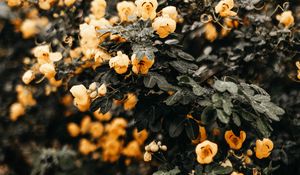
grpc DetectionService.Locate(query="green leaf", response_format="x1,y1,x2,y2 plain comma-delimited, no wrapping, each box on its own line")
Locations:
153,167,180,175
253,94,271,102
165,90,183,106
201,106,216,124
216,109,230,124
213,80,238,94
144,73,177,91
177,50,195,61
222,99,233,115
255,117,271,137
170,61,198,74
185,118,199,140
211,166,233,175
232,113,241,127
177,76,206,96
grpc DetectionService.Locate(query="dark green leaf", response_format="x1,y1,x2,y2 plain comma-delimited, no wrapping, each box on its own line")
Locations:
169,117,185,137
185,118,199,140
216,109,230,124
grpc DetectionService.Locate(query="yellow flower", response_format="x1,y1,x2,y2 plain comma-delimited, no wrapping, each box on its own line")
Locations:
131,54,154,74
231,172,244,175
161,6,178,21
89,122,104,138
16,85,36,107
220,18,239,37
276,11,294,28
70,84,90,111
7,0,22,7
20,19,38,39
67,122,80,137
102,139,122,162
39,0,56,10
9,102,25,122
109,51,130,74
122,141,142,158
64,0,76,6
192,126,207,144
22,70,35,85
143,151,152,162
117,1,137,22
255,138,274,159
133,129,148,145
79,138,97,155
124,93,138,110
90,0,106,19
152,16,176,38
224,130,246,150
195,140,218,164
135,0,158,20
204,22,217,42
215,0,237,17
39,63,56,78
94,110,112,121
80,116,92,134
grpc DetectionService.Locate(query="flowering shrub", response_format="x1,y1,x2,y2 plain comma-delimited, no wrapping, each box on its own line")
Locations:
0,0,300,175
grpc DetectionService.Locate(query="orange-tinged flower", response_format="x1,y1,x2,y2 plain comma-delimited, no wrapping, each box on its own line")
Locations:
122,141,142,158
117,1,137,22
152,16,176,38
80,116,92,134
109,51,130,74
231,172,244,175
161,6,178,21
79,138,97,155
9,102,25,121
39,63,56,78
133,129,148,145
204,22,217,42
195,140,218,164
224,130,246,150
90,0,106,19
89,122,104,138
276,11,294,28
192,126,207,144
143,151,152,162
38,0,56,10
102,139,122,162
255,138,274,159
22,70,35,85
64,0,76,6
135,0,158,20
215,0,237,17
70,84,90,111
16,85,36,107
131,55,154,75
124,93,138,110
7,0,22,7
93,110,112,121
67,122,80,137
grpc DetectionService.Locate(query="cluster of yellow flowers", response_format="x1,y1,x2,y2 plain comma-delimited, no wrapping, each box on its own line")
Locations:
195,129,274,174
67,114,148,163
7,0,77,9
143,141,167,162
69,82,106,112
21,45,63,93
109,51,155,75
9,85,36,121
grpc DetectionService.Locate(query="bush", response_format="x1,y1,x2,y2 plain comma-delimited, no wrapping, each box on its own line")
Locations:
0,0,300,174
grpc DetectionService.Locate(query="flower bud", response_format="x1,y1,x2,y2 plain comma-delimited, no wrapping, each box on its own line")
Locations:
39,63,56,78
143,151,152,162
22,70,35,85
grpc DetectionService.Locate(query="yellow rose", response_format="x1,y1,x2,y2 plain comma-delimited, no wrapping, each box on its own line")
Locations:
117,1,137,22
152,16,176,38
224,130,246,150
195,140,218,164
135,0,158,20
109,51,130,74
255,138,274,159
